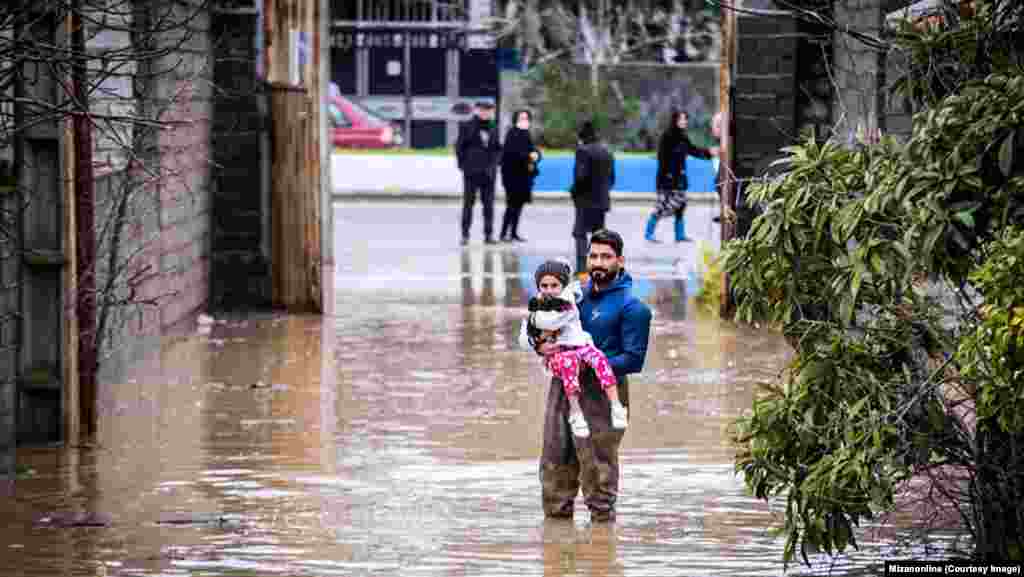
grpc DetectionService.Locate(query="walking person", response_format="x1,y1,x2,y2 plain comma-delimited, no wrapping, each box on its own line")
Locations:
521,229,652,523
571,121,615,277
456,101,502,246
643,110,719,243
500,109,542,242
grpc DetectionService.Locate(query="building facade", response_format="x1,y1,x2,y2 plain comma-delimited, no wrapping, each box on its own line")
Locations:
331,0,500,148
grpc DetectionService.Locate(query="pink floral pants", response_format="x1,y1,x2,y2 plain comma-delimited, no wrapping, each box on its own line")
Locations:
546,343,618,397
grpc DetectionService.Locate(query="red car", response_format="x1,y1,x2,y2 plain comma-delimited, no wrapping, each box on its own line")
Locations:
329,94,403,149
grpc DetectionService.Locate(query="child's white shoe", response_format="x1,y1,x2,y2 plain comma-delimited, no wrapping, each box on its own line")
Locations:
611,402,628,430
568,410,591,438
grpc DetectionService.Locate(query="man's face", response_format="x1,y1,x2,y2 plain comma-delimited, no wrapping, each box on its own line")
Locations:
477,107,493,121
588,243,623,285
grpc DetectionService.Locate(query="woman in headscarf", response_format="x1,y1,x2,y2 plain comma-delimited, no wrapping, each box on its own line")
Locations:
643,110,718,243
500,109,542,242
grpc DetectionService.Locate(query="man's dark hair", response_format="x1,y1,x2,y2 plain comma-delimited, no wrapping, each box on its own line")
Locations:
578,120,597,144
589,229,624,257
513,109,532,122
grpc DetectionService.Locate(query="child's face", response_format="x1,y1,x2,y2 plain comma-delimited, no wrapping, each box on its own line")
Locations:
538,275,564,297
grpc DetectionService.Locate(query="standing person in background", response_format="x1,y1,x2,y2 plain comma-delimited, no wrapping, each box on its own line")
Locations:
570,121,615,278
643,110,719,243
500,109,542,243
456,101,502,246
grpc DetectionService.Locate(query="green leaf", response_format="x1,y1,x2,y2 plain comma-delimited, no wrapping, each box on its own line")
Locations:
955,210,976,229
840,297,854,326
849,397,867,417
850,262,865,307
923,225,945,256
870,251,886,277
998,131,1015,178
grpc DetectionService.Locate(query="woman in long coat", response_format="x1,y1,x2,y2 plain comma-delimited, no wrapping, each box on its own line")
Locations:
643,110,717,243
500,109,542,242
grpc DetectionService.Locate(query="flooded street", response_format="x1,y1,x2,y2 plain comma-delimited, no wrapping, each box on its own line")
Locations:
1,201,955,575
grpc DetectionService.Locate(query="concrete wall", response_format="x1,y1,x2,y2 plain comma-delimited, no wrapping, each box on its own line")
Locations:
832,0,886,144
95,3,213,384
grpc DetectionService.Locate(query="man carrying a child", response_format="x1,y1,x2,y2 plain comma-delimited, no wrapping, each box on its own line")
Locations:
519,229,653,522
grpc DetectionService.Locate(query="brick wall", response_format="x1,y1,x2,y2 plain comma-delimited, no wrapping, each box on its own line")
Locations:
734,10,799,180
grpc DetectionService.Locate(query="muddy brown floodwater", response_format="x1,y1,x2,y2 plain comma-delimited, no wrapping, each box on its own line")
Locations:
0,202,962,576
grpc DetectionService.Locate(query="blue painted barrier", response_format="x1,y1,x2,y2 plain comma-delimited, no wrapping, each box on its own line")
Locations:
531,154,717,193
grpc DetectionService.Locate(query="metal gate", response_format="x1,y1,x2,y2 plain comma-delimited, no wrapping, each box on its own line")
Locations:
330,25,499,148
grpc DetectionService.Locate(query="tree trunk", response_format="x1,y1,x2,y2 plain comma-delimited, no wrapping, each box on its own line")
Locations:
972,425,1024,560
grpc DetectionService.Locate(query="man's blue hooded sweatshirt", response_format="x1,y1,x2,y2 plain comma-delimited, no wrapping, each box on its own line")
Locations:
578,271,652,380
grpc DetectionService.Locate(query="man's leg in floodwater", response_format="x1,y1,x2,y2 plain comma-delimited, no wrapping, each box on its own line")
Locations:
540,376,581,518
575,368,627,522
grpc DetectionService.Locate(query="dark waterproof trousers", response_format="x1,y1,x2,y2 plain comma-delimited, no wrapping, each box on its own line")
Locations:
540,366,628,522
573,206,607,274
500,199,525,239
462,171,496,240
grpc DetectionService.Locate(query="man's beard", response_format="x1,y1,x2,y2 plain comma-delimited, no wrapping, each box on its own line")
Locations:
591,267,615,285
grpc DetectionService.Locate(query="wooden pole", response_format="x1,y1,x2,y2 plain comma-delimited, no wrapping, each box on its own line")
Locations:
62,9,80,445
72,0,97,438
267,0,322,312
307,0,321,312
719,0,737,319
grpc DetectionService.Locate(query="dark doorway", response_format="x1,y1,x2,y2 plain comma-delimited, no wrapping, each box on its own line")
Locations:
459,49,498,97
411,47,446,96
333,47,356,95
369,46,405,95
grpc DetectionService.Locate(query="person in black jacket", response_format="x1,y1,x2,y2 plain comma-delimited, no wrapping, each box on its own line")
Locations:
456,101,502,246
499,109,542,242
571,121,616,275
643,110,719,243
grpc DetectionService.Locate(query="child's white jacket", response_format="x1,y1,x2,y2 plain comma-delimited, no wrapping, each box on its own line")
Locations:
517,281,593,350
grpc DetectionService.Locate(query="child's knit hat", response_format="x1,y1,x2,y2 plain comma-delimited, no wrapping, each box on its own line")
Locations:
534,260,572,289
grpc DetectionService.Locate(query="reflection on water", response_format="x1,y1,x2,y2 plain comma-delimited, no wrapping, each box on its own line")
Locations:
0,241,959,576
